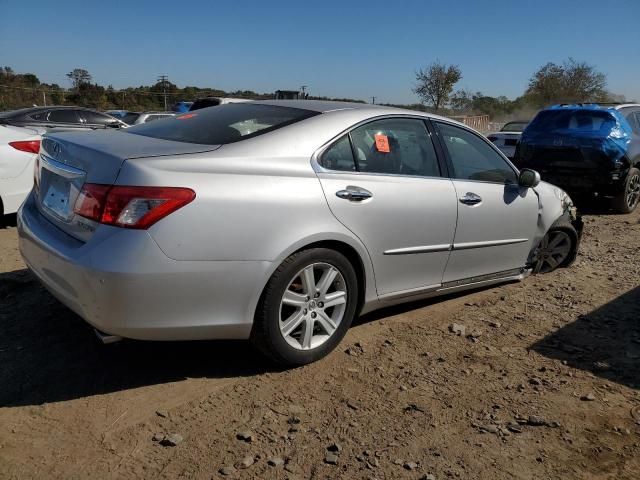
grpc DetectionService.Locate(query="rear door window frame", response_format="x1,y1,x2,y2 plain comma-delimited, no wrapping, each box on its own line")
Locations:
317,115,449,179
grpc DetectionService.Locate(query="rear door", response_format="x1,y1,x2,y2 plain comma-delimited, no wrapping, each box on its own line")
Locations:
433,121,539,283
316,117,458,297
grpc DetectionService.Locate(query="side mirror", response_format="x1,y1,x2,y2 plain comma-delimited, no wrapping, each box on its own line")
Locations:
518,168,540,188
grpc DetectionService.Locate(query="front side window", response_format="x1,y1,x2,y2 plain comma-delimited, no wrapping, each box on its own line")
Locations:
320,135,356,171
349,118,441,177
436,122,517,184
47,109,81,124
128,103,319,145
80,111,114,125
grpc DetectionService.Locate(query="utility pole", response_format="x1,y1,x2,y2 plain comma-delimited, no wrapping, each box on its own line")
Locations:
301,85,308,99
42,91,46,106
371,96,376,104
157,75,168,111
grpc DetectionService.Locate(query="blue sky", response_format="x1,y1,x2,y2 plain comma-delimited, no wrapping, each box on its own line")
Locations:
1,0,638,103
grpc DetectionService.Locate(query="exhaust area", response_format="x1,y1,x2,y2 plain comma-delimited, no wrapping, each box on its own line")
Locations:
94,328,123,345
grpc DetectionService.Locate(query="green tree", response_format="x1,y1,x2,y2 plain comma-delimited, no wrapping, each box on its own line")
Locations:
413,61,462,111
66,68,92,91
525,58,607,107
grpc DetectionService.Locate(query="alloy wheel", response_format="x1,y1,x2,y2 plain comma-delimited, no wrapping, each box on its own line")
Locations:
536,230,572,274
278,262,347,350
626,173,640,210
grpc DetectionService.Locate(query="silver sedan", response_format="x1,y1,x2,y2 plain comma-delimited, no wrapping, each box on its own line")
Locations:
17,101,583,365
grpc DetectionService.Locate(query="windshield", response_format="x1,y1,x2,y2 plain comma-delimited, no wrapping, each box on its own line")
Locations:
121,112,141,125
127,103,319,145
500,122,528,132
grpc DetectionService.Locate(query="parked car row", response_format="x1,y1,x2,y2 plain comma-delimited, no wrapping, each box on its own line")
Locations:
0,106,180,214
487,103,640,213
16,100,583,366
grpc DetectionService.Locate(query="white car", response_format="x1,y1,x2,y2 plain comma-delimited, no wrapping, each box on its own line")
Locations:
0,124,40,216
487,121,528,159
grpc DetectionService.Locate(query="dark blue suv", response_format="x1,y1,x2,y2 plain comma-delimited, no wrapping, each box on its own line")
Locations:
515,104,640,213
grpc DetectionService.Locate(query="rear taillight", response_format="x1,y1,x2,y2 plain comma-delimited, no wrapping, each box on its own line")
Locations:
73,184,195,229
9,140,41,154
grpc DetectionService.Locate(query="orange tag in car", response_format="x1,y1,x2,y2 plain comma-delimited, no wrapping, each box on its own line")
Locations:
374,134,390,153
177,113,197,120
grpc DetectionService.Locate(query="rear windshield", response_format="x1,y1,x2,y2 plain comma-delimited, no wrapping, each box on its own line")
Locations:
127,103,319,145
500,122,527,132
526,109,616,134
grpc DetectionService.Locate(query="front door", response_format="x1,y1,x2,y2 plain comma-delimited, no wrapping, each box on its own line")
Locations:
316,117,458,296
433,121,539,283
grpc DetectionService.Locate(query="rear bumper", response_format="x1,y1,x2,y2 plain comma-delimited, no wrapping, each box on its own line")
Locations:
17,193,270,340
539,172,625,196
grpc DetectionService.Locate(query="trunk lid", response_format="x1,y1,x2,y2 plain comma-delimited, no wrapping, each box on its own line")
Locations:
36,129,220,241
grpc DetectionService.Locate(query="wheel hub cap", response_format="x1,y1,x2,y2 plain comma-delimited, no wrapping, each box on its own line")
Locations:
536,230,572,274
278,262,347,351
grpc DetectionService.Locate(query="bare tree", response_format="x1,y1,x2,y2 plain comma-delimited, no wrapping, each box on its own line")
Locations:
525,58,607,107
66,68,92,91
413,61,462,111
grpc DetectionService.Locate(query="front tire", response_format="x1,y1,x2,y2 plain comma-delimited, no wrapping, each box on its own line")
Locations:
533,221,577,274
251,248,359,366
612,167,640,214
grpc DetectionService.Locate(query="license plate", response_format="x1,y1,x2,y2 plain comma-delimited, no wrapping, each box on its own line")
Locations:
42,174,72,219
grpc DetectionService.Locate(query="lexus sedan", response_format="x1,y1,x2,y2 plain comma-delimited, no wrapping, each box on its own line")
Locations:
18,101,582,366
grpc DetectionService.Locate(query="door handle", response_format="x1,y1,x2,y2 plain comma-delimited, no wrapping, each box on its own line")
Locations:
459,192,482,205
336,186,372,201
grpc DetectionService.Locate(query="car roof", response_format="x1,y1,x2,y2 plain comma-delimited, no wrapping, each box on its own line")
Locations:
251,99,390,113
613,103,640,110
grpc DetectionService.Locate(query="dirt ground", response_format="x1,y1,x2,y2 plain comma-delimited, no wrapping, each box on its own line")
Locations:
1,207,639,480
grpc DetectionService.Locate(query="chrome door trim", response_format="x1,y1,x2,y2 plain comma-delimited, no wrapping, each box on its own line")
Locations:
384,244,452,255
378,283,441,301
453,238,529,250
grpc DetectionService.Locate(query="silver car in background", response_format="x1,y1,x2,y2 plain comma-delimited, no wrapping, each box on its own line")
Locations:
120,111,176,126
487,120,529,159
18,101,582,366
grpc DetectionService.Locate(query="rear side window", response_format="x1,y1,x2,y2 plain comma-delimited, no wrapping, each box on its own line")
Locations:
47,110,81,123
29,111,47,121
128,104,319,145
320,136,356,171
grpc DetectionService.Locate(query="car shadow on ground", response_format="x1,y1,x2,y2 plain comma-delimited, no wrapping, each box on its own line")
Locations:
531,286,640,390
0,213,18,229
1,266,510,407
0,268,273,408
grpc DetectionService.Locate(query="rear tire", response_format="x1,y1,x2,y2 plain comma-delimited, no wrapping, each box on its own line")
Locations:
612,167,640,214
251,248,359,366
